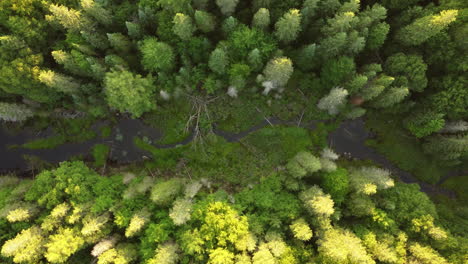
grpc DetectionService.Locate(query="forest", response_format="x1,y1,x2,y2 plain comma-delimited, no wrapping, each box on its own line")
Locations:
0,0,467,263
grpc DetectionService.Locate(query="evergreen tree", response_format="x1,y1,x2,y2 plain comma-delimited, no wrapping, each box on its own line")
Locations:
150,179,183,206
423,134,468,165
263,57,293,87
38,70,80,94
107,33,132,53
370,86,409,108
80,0,112,26
296,43,316,71
317,87,349,115
275,9,301,43
248,48,263,71
404,111,445,138
408,243,449,264
126,21,142,39
252,8,270,30
173,13,195,40
0,102,34,122
216,0,239,16
397,10,458,46
209,48,229,75
384,53,427,92
48,4,90,32
366,22,389,50
321,168,349,205
104,70,156,118
195,10,216,33
140,38,175,72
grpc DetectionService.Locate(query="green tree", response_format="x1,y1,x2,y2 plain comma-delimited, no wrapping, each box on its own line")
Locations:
366,22,389,50
252,8,270,30
286,151,321,179
317,87,349,115
0,102,34,122
384,53,427,92
216,0,239,15
147,242,180,264
209,48,229,75
397,10,458,46
320,56,356,88
290,218,313,241
263,57,293,87
80,0,112,26
38,70,80,94
173,13,195,40
107,33,132,53
321,168,349,205
103,70,156,118
370,86,409,108
48,4,90,32
423,134,468,165
275,9,301,43
404,111,445,138
195,10,216,33
150,179,183,206
140,38,175,72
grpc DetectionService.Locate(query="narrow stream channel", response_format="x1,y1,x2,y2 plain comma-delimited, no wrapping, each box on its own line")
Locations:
0,118,461,198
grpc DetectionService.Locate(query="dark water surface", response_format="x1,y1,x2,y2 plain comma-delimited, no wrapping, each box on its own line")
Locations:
0,118,462,197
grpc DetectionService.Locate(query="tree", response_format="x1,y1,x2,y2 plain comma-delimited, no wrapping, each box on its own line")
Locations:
349,167,394,195
408,243,449,264
126,21,142,39
38,70,80,94
320,56,356,88
370,86,409,108
317,87,349,115
125,209,150,237
45,227,85,263
296,43,316,71
208,248,235,264
384,53,427,92
150,179,183,206
248,48,263,71
169,198,193,225
404,111,445,138
290,218,313,241
173,13,195,40
80,0,112,26
423,134,468,165
140,38,175,72
1,226,45,263
321,168,349,205
216,0,239,15
275,9,301,43
209,48,229,75
103,70,156,118
317,228,375,264
263,57,293,87
252,8,270,30
366,22,389,50
48,4,90,32
107,33,132,53
286,151,321,178
0,102,34,122
97,243,138,264
300,185,334,217
252,245,276,264
91,235,120,257
195,10,216,33
147,242,180,264
397,10,458,46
